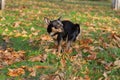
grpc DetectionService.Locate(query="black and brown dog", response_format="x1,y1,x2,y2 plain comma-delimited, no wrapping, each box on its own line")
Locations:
44,17,80,53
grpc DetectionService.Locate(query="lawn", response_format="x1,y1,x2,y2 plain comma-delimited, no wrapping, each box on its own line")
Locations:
0,0,120,80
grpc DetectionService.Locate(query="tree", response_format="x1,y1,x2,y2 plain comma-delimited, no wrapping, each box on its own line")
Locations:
0,0,5,10
112,0,120,10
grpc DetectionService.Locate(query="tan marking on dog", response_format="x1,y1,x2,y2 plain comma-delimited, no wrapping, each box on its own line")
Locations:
52,27,63,33
50,32,55,36
52,34,58,40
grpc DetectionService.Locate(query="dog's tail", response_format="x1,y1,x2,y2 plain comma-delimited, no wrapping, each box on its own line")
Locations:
72,24,80,41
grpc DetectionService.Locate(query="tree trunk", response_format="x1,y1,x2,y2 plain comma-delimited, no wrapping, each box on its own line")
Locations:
112,0,120,10
0,0,5,10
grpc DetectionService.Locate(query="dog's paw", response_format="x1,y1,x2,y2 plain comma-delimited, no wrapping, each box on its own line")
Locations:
56,49,63,53
64,48,72,53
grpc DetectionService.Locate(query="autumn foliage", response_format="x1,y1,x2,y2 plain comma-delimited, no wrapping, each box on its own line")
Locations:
0,0,120,80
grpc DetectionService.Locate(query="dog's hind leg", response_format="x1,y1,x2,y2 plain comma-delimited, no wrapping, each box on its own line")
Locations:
66,41,72,51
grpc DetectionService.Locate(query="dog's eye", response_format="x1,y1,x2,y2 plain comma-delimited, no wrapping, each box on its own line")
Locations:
54,26,58,29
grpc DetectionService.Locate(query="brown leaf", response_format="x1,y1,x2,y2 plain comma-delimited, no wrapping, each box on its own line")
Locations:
60,58,66,68
13,21,21,28
112,33,120,42
15,33,22,37
35,65,49,69
3,36,11,43
0,65,3,69
114,59,120,68
64,47,73,53
104,62,113,70
29,67,36,77
70,76,84,80
39,74,49,80
41,34,52,41
84,75,91,80
53,75,61,80
29,54,47,62
103,72,110,80
8,68,25,77
45,49,52,52
87,53,97,60
0,48,25,68
80,38,93,45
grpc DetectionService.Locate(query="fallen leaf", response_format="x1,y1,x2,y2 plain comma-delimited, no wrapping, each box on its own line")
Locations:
0,48,25,68
3,36,11,43
60,58,66,68
29,67,36,77
5,28,8,32
41,34,52,41
8,68,25,77
70,76,84,80
84,75,90,80
112,33,120,42
80,38,93,45
114,59,120,68
53,75,61,80
39,74,49,80
29,54,47,62
104,62,113,70
31,27,35,31
13,21,21,28
32,31,39,36
87,53,97,60
15,33,22,37
103,72,108,79
35,65,49,69
103,71,110,80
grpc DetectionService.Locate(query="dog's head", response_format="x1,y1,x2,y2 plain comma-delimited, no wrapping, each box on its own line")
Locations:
44,17,64,34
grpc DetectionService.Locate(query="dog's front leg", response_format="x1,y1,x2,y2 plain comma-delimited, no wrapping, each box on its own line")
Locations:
58,41,62,53
57,34,62,53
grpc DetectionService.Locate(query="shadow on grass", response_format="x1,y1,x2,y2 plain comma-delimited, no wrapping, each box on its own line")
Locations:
0,35,42,56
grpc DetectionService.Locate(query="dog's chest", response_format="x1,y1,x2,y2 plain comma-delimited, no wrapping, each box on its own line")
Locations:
48,27,63,40
52,34,58,40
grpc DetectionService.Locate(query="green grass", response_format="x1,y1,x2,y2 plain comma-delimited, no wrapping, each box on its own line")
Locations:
0,0,120,80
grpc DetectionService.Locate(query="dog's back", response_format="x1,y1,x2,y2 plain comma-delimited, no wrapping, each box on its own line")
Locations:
61,20,80,41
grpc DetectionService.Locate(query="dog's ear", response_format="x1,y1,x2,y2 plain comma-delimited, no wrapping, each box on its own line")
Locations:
44,17,51,25
57,16,62,21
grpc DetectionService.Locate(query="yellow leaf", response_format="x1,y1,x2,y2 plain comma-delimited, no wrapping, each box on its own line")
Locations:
31,27,35,31
32,32,38,36
5,28,8,32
